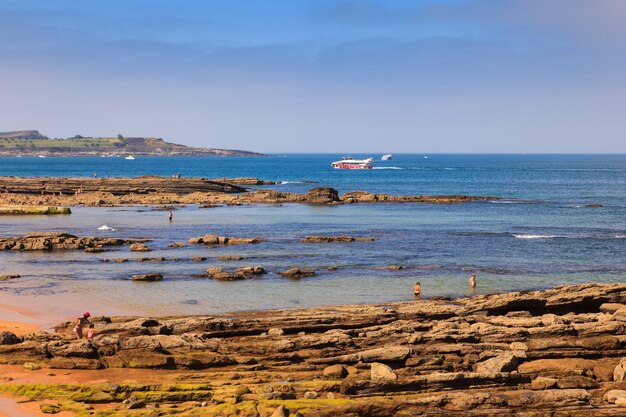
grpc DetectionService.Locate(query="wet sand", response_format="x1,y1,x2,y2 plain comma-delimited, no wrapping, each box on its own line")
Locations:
0,397,41,417
0,305,42,335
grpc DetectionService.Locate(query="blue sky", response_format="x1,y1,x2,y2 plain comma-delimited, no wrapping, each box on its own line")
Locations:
0,0,625,152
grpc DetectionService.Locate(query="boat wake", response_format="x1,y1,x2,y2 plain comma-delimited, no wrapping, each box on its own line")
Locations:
278,181,316,184
457,231,626,240
372,167,403,170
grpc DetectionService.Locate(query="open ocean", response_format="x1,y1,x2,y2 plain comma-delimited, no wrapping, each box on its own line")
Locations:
1,154,625,319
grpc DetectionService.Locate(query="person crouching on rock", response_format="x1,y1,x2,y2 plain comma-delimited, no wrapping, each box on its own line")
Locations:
414,281,422,300
73,312,91,339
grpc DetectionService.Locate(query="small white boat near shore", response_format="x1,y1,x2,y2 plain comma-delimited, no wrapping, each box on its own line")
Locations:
125,155,135,160
38,155,46,158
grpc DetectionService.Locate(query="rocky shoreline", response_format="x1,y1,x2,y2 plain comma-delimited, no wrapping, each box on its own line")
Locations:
2,283,626,416
0,176,499,207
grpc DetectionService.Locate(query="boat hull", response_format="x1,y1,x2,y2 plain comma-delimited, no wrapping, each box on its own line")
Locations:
331,163,372,169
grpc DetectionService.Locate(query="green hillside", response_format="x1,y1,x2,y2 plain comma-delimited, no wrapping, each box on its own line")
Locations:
0,137,123,149
0,131,262,156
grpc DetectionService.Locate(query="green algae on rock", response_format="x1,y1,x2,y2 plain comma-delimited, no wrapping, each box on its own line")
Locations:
0,205,71,215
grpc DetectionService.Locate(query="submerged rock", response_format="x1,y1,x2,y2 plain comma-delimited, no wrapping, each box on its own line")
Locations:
0,232,133,251
302,235,375,243
280,268,316,279
129,243,151,252
0,274,20,281
206,266,266,281
189,234,261,245
131,273,163,282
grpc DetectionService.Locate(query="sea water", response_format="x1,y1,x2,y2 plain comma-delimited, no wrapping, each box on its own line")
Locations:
0,154,624,319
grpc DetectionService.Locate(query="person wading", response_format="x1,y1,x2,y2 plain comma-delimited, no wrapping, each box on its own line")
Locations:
413,281,422,300
469,274,477,290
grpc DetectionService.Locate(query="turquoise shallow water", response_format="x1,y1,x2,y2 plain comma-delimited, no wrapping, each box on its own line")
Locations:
0,154,624,318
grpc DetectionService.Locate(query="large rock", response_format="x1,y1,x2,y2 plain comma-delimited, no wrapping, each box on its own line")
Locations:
264,384,296,400
604,389,626,403
518,358,596,376
360,347,411,363
614,357,626,381
47,340,98,359
323,364,348,379
474,352,519,373
530,377,558,390
507,389,591,407
270,405,289,417
556,375,598,389
0,331,21,345
305,187,339,204
370,362,397,382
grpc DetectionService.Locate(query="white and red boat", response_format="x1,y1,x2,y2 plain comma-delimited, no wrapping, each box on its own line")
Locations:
331,157,374,169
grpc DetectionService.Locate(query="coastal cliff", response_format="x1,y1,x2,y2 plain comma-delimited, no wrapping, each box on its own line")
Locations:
2,284,626,415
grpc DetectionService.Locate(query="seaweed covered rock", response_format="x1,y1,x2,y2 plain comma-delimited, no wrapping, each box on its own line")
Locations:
280,268,316,279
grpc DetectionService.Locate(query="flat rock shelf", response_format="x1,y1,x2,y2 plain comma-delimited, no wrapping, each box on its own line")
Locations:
1,283,626,415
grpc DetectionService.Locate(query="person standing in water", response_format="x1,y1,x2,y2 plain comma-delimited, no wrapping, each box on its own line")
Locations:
469,274,477,289
73,312,91,339
413,281,422,300
168,211,173,222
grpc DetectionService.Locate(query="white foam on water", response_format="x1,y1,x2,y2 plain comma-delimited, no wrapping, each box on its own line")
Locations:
97,225,117,231
514,233,625,240
513,234,557,239
372,167,403,170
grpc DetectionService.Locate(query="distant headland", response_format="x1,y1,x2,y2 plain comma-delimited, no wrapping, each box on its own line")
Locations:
0,130,263,156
